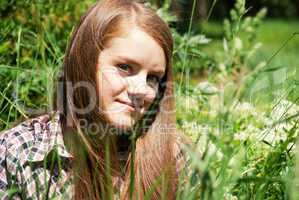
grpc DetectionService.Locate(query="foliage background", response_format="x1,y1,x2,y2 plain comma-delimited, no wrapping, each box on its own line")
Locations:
0,0,299,199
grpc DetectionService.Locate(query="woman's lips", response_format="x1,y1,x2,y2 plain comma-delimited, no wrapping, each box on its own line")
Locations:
116,100,136,111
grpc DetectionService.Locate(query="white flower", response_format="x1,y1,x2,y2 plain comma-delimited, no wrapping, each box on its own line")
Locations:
271,99,299,121
234,131,248,141
197,81,219,95
234,37,243,50
234,101,258,117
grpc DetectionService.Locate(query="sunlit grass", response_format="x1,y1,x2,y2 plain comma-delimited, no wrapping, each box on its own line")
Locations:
0,0,298,199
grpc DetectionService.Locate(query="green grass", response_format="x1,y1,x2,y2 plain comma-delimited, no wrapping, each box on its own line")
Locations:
201,19,299,71
198,19,299,104
1,1,299,199
174,18,299,199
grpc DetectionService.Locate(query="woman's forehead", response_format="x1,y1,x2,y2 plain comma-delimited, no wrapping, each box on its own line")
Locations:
101,28,166,71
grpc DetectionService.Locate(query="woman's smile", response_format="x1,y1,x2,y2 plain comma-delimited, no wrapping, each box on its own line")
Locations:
115,99,136,112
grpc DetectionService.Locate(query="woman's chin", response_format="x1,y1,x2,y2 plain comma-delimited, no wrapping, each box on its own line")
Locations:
106,114,136,131
101,105,141,131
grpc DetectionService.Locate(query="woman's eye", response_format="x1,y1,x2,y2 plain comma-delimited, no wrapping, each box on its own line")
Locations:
117,63,131,73
147,75,160,87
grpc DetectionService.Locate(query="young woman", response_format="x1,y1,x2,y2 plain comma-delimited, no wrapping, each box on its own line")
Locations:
0,0,191,199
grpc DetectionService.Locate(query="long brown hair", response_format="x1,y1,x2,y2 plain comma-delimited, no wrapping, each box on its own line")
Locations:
54,0,180,199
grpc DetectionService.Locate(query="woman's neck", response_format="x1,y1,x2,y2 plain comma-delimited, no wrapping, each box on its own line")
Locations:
116,133,131,174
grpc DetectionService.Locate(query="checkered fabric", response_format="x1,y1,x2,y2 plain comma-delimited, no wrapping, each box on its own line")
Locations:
0,112,191,200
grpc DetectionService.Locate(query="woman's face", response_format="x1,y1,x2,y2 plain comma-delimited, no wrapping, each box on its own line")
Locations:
96,28,166,130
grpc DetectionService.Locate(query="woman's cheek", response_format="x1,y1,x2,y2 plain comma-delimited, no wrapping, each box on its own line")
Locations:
108,73,128,96
100,67,127,95
144,87,157,105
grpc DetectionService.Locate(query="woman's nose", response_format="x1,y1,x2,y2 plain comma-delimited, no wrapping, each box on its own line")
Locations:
127,74,151,106
127,74,146,93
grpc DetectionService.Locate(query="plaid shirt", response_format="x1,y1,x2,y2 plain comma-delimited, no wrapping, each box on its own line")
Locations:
0,112,191,200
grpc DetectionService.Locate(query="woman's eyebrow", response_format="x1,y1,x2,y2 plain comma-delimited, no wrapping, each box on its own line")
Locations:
116,56,142,67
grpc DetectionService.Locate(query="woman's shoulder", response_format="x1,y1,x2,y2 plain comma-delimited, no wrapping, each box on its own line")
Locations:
0,112,54,144
0,112,74,199
0,113,52,151
0,112,71,166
